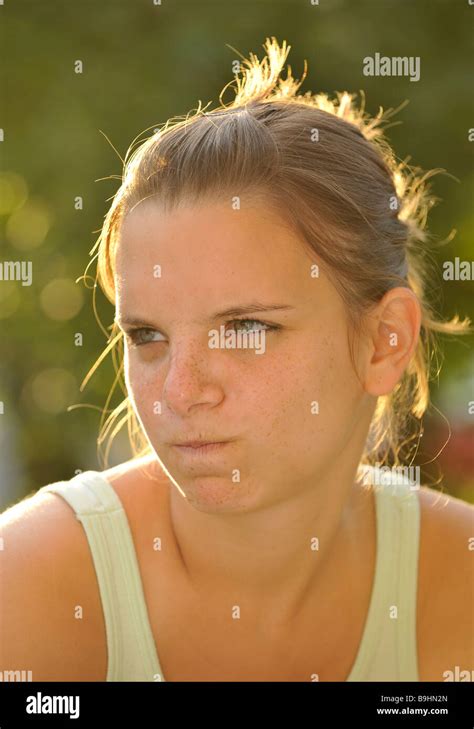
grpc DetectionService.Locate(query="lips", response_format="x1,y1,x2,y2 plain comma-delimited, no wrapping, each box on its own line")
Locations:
174,441,223,448
170,440,231,457
171,437,231,447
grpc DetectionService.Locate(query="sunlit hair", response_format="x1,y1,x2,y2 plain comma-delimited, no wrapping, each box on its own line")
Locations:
83,36,471,470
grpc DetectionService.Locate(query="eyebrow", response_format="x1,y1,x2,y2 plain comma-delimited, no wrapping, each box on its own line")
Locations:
116,302,295,329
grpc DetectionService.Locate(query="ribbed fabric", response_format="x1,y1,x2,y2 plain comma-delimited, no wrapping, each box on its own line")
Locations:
40,464,420,682
345,469,420,681
41,472,163,682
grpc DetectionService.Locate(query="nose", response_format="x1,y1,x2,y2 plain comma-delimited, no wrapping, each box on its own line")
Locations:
162,339,225,417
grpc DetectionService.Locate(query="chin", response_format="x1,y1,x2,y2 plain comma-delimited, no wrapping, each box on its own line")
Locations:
175,476,259,514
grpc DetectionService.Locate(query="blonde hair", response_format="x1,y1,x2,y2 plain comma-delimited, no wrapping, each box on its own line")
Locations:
83,37,471,470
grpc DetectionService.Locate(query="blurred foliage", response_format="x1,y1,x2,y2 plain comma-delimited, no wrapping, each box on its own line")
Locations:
0,0,472,506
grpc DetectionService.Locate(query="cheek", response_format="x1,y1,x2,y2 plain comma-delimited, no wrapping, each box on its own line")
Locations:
124,352,161,424
261,331,360,450
301,332,363,448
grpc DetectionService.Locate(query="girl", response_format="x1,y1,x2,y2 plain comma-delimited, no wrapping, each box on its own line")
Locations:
1,37,472,682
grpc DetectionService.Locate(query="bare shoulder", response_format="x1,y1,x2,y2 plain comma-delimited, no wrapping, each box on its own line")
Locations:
0,455,168,682
417,485,474,681
101,454,173,547
0,476,109,681
102,452,169,503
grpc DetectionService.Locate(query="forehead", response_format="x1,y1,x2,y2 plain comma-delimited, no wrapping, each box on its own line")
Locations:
118,197,305,255
114,199,328,316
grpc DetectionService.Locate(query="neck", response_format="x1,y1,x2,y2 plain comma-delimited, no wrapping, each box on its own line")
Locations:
167,457,372,626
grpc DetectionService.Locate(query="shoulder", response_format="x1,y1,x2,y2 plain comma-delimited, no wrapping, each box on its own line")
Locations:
98,454,171,545
0,455,167,681
0,480,108,680
418,485,473,594
102,453,169,505
417,485,474,681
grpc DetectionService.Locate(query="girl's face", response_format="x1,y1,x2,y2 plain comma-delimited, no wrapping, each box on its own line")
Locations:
115,199,374,512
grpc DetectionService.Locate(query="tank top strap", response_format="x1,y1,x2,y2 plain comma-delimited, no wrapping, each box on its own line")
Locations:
41,470,123,515
348,465,420,681
40,471,164,681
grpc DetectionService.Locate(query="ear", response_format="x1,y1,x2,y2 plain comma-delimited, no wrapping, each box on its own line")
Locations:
363,287,421,397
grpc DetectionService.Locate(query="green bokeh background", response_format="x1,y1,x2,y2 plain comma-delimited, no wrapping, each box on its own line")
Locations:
1,0,473,508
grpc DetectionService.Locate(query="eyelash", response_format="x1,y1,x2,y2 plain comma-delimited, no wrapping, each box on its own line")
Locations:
124,318,280,347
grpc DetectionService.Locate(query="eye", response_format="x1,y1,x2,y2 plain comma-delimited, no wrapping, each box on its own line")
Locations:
227,318,279,333
124,327,164,347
